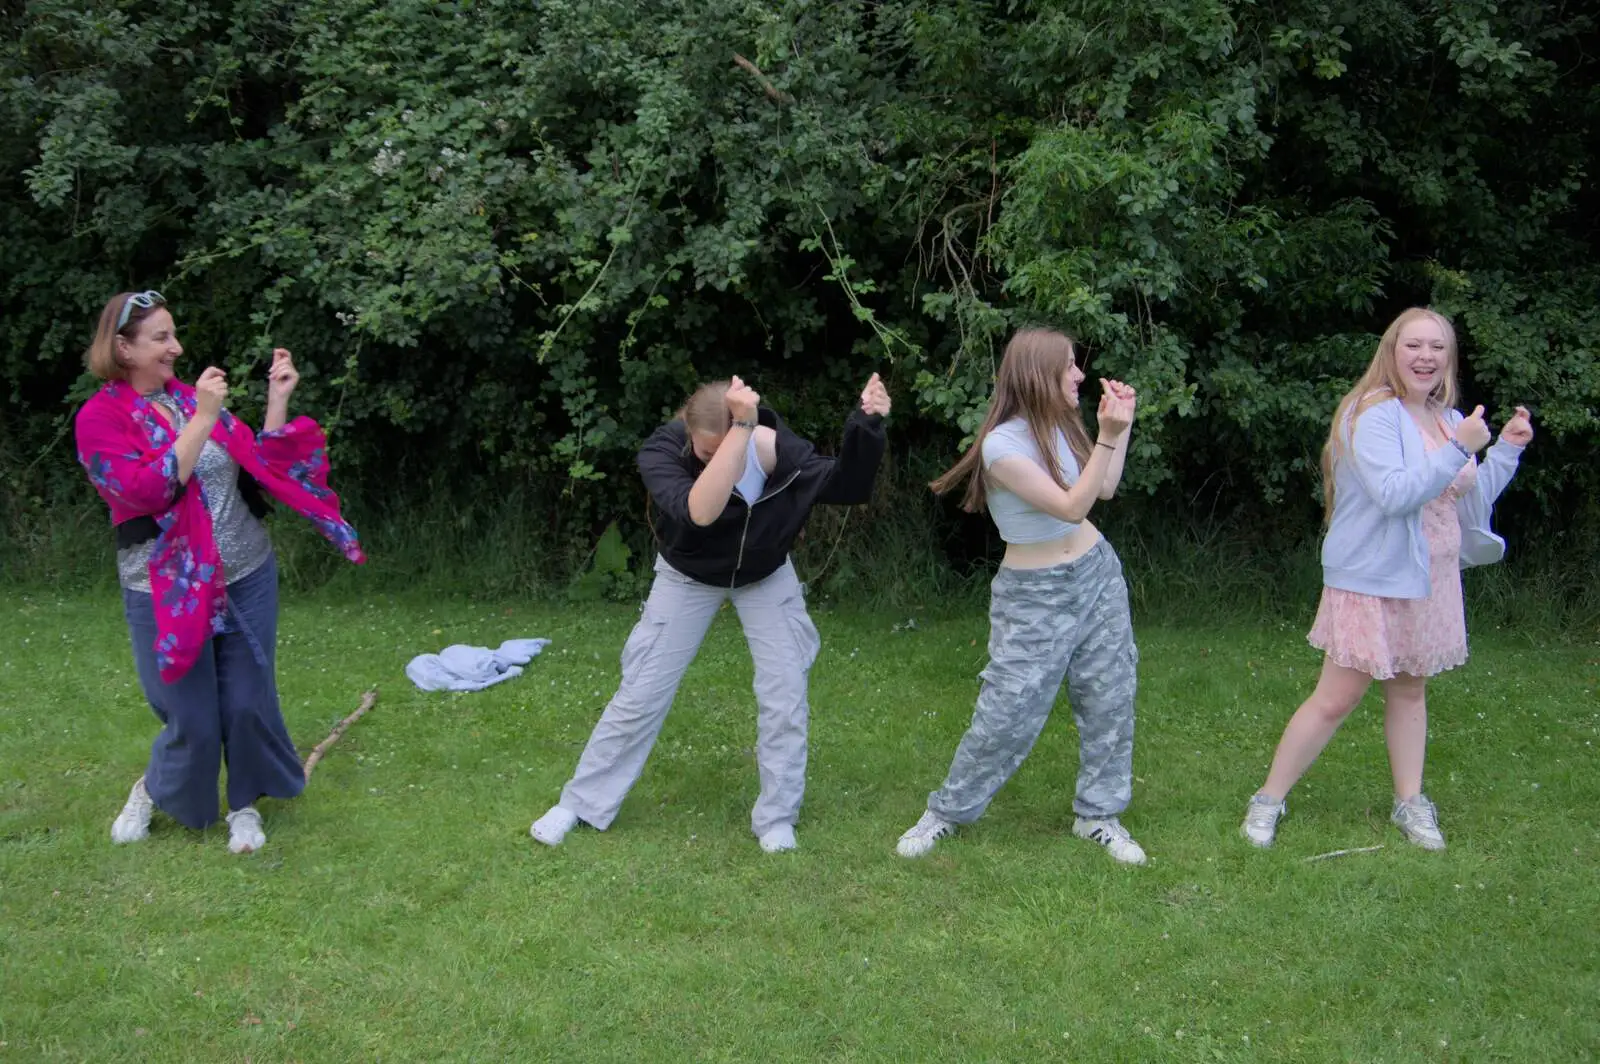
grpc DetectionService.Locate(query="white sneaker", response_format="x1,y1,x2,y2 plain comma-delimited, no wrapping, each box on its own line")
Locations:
896,810,956,858
1241,793,1287,848
1391,794,1446,851
111,776,155,844
1072,817,1148,865
758,824,797,853
226,807,266,854
531,805,579,847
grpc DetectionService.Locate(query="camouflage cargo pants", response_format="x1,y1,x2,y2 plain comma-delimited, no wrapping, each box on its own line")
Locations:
927,538,1139,823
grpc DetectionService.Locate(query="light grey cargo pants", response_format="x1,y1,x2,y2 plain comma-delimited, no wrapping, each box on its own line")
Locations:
559,555,821,838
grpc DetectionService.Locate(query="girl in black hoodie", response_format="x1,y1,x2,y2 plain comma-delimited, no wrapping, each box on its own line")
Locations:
531,373,890,852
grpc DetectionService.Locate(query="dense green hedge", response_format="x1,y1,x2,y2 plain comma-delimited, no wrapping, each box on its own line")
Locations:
4,0,1596,595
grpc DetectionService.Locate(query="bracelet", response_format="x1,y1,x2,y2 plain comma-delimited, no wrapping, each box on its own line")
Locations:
731,418,758,431
1449,438,1471,459
1096,441,1116,451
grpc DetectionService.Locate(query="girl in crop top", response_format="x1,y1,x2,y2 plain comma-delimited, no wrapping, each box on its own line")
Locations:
894,327,1150,865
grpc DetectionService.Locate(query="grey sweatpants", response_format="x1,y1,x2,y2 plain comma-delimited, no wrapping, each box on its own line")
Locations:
927,538,1138,823
560,555,821,837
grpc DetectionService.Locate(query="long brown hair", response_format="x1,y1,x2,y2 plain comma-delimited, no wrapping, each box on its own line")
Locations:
930,328,1092,513
84,292,166,381
1321,307,1459,521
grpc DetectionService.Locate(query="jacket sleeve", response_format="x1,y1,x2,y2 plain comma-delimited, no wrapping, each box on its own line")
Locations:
73,400,181,517
814,407,887,506
1348,402,1468,517
637,426,698,525
1463,407,1525,507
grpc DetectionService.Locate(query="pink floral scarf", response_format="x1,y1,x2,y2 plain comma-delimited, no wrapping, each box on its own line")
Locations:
75,379,365,681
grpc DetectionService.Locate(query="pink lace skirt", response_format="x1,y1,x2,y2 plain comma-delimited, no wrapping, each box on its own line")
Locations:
1308,495,1468,680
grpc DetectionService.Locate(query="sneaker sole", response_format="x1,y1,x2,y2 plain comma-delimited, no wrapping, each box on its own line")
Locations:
1394,829,1446,851
1240,826,1275,848
1102,849,1148,866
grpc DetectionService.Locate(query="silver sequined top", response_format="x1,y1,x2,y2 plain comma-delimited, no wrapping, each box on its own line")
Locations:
117,392,274,592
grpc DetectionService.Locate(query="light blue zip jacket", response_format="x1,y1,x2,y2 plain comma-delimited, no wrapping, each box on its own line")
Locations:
1322,397,1525,599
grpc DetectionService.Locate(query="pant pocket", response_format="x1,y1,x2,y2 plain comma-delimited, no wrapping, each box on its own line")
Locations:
786,597,821,673
618,606,670,681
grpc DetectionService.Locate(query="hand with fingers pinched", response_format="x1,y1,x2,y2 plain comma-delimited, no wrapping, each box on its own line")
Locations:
860,372,891,417
726,376,761,425
195,366,229,424
267,348,299,405
1097,387,1134,441
1499,405,1535,447
1102,378,1138,414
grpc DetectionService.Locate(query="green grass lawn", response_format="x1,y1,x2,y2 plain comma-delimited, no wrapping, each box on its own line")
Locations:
1,589,1596,1062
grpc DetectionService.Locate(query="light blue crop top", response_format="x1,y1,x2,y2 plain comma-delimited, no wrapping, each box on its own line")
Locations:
980,418,1082,544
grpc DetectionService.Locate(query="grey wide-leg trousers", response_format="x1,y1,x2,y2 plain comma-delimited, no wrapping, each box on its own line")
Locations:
560,555,821,837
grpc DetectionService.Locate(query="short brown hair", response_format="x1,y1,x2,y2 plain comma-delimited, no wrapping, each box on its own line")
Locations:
84,292,166,381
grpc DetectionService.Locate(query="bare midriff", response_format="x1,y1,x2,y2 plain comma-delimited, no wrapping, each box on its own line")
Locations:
999,518,1103,570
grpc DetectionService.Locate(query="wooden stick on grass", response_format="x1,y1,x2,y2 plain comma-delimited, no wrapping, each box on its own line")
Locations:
302,689,377,781
1303,845,1385,863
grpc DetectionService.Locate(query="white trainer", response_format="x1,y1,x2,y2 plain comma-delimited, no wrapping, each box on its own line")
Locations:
758,824,797,853
226,806,266,854
1072,817,1148,865
895,810,956,858
111,776,155,845
1391,794,1446,851
531,805,579,847
1241,793,1287,848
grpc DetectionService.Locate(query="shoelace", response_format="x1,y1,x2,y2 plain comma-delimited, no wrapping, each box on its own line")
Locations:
1402,800,1439,832
1245,803,1280,829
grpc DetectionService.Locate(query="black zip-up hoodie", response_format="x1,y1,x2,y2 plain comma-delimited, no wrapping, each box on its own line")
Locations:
637,403,886,588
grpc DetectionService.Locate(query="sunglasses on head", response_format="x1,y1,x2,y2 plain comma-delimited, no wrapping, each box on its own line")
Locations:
116,290,166,330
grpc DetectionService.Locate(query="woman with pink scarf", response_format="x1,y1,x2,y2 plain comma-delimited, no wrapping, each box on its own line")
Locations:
73,290,364,854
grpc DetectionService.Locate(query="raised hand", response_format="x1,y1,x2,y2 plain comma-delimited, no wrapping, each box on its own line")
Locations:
195,366,229,423
1454,405,1491,452
1500,404,1535,447
267,348,299,405
1103,378,1138,412
860,372,891,417
1097,388,1134,440
726,375,761,424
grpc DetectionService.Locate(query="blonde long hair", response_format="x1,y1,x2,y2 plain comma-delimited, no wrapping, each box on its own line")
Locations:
930,328,1092,513
1321,307,1459,521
